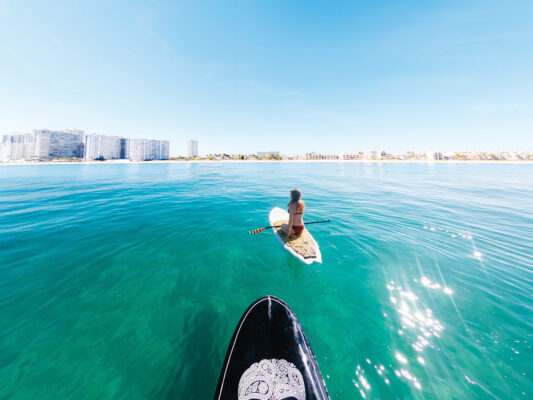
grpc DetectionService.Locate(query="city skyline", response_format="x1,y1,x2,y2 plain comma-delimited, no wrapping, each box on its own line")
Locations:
2,128,532,159
2,129,532,163
0,1,532,155
1,130,169,162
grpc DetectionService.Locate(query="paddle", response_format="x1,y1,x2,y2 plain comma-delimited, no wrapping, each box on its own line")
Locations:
248,219,331,235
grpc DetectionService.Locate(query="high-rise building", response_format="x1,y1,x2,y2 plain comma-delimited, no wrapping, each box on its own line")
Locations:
120,138,130,159
33,129,84,160
0,129,172,163
33,130,50,160
62,129,85,158
187,140,198,158
0,134,35,162
130,139,151,161
130,139,170,161
84,134,122,160
159,140,170,160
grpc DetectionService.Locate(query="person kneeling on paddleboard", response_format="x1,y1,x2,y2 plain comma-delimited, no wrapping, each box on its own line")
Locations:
284,188,306,238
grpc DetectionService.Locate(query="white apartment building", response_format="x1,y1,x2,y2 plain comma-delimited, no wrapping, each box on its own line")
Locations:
187,140,198,158
0,134,35,162
130,139,170,161
130,139,151,161
159,140,170,160
84,134,122,160
33,129,84,160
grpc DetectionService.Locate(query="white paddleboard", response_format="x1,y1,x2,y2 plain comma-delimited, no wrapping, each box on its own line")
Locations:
269,207,322,264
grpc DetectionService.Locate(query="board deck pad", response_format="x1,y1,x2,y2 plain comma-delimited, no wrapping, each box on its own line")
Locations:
213,296,330,400
269,207,322,264
273,219,317,259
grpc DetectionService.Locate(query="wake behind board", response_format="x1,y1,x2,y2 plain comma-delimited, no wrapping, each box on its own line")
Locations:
269,207,322,264
213,295,330,400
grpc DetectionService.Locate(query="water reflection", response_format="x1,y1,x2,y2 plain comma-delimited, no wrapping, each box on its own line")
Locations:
353,364,371,398
423,225,473,240
353,358,392,399
354,275,454,396
388,279,446,352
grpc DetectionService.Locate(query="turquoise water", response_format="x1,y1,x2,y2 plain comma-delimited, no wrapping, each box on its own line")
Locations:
0,162,531,399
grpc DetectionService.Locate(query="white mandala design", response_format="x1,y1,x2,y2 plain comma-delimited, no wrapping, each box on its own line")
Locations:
238,358,305,400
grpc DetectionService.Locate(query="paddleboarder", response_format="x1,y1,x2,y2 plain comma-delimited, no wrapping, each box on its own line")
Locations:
283,188,306,238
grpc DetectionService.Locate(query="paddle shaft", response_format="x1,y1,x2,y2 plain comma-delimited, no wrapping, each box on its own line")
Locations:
249,219,331,234
266,219,331,229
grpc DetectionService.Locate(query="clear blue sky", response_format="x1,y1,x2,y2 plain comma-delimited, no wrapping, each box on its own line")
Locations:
0,0,531,155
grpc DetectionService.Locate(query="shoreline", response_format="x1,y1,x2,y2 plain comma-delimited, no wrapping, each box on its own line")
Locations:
1,159,532,166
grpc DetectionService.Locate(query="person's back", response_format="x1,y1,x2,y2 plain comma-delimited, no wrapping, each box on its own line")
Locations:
289,200,305,226
286,189,306,237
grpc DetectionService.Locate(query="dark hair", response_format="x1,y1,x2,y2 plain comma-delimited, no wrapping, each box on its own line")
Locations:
288,188,302,206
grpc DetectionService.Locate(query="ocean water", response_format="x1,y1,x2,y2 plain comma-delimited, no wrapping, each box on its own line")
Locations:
0,162,531,399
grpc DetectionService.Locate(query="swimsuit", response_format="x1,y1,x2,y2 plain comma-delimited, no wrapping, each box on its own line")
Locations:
292,225,304,235
289,205,304,236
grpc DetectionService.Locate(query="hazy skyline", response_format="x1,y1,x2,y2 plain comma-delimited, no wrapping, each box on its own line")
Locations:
0,0,532,155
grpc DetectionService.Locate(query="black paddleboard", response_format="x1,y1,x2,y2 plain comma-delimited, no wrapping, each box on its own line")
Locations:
214,295,330,400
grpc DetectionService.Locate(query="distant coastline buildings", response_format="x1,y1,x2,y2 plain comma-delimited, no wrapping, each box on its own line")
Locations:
0,134,35,162
84,134,122,160
187,140,198,158
257,151,280,159
0,129,169,162
130,138,169,161
303,151,529,161
1,133,530,163
34,129,84,160
205,150,530,161
306,151,383,160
